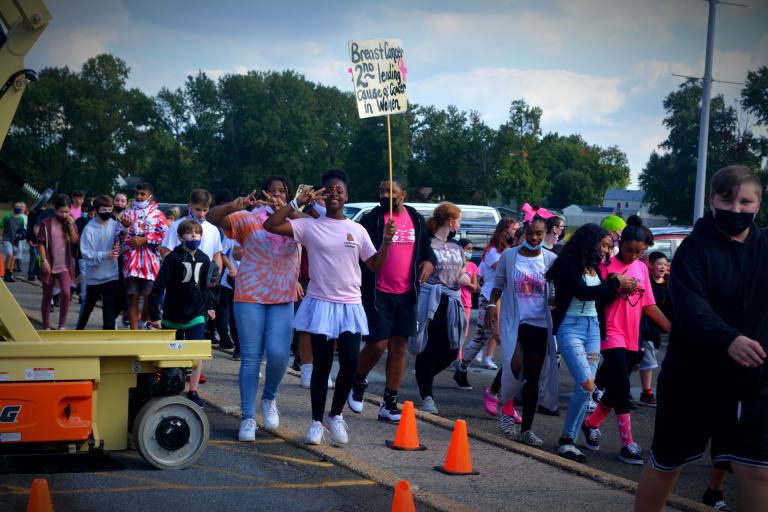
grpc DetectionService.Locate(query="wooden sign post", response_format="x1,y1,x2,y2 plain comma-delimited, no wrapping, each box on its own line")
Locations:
348,38,408,216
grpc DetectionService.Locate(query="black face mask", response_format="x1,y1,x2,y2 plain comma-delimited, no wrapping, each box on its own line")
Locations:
505,234,514,245
713,208,754,236
113,205,125,214
448,230,457,239
99,212,114,221
379,197,400,211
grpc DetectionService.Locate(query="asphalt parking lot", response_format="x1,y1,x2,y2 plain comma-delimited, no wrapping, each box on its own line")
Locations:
1,406,434,512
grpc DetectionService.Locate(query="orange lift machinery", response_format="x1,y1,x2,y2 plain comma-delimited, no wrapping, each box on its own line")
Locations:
0,0,212,471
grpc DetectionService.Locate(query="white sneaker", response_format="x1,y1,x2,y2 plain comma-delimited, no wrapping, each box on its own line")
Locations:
305,420,326,445
587,396,598,412
138,319,147,330
328,375,334,389
474,348,484,363
300,364,312,389
420,396,438,415
260,399,279,429
323,413,349,444
238,418,258,441
484,356,498,370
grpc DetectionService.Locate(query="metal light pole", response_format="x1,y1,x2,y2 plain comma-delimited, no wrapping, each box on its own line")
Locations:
692,0,717,223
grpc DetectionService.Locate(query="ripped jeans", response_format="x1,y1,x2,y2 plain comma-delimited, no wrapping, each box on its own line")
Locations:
557,315,600,440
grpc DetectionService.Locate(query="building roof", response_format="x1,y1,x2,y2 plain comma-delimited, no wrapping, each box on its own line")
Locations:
577,206,614,213
604,189,644,202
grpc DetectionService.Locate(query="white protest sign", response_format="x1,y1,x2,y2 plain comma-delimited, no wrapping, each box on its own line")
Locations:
348,38,408,119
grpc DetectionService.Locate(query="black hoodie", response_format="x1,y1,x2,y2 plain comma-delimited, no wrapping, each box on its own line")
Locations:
358,205,437,306
659,212,768,398
149,245,213,324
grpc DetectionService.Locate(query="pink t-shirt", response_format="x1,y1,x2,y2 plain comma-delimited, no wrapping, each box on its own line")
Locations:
50,221,68,274
377,211,415,294
461,261,479,308
599,258,656,351
290,216,377,304
70,205,81,219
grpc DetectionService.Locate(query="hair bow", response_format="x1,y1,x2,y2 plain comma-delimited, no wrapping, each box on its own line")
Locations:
522,203,555,224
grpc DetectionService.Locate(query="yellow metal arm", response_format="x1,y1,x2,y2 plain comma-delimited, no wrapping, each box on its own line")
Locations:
0,0,51,149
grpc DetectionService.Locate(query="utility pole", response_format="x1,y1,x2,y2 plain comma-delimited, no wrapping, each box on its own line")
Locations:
692,0,747,223
692,0,717,224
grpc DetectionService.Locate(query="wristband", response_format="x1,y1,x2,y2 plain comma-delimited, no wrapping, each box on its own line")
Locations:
485,304,497,309
383,239,393,245
290,198,300,212
41,260,48,263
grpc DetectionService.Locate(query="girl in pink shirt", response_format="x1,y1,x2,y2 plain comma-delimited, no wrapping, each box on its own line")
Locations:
582,215,671,465
264,169,396,447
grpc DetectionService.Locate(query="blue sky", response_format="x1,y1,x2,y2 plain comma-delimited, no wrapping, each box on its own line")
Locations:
26,0,768,186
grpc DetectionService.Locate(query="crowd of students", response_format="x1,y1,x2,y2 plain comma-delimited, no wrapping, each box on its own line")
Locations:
4,163,765,512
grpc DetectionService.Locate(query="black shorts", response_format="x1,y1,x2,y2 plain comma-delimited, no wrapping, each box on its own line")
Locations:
517,323,548,357
362,290,418,341
650,382,768,472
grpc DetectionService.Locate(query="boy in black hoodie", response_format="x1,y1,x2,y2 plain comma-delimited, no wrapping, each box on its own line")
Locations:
635,165,767,512
149,219,215,409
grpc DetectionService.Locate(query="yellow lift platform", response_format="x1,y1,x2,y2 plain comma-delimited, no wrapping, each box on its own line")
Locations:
0,1,213,471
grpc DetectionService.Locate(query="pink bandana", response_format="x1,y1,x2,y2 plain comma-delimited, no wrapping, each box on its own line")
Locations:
522,203,555,223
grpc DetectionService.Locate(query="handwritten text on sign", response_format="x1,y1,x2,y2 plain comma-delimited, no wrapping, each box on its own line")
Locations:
348,38,407,119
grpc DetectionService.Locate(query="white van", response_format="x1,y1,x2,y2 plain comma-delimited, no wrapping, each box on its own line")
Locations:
343,202,501,226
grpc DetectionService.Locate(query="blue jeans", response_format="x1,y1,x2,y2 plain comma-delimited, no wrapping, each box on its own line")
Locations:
557,315,601,440
234,301,293,420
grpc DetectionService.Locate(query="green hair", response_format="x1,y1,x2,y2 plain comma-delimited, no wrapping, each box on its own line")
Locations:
601,215,626,233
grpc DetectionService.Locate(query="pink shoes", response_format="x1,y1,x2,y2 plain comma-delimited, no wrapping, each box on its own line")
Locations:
501,399,522,423
484,388,499,416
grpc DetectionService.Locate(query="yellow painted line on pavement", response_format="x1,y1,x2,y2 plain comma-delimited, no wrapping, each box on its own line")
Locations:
0,480,375,496
210,443,334,467
93,472,188,489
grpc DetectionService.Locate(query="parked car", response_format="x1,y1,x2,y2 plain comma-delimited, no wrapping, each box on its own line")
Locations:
648,226,692,262
345,203,499,308
343,202,500,226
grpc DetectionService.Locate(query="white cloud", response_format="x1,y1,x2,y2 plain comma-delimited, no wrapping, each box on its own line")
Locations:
413,67,625,126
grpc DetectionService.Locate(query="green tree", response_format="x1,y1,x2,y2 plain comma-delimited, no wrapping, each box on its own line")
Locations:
741,66,768,126
494,100,549,212
639,79,765,225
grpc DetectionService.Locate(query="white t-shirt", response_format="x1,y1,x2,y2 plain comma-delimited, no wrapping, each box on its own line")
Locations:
289,216,376,304
161,215,222,262
514,253,549,328
480,247,500,300
220,238,240,290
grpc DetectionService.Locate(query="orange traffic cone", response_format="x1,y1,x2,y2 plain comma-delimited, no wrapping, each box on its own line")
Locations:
391,480,416,512
26,478,53,512
386,401,426,450
434,419,479,475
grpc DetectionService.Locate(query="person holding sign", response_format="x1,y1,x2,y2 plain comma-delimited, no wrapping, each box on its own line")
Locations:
263,169,396,446
347,176,436,424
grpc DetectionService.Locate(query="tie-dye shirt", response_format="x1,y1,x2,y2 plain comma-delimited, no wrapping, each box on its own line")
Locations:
224,207,300,304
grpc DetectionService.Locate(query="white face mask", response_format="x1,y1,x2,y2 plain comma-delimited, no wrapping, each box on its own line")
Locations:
312,201,326,217
134,196,152,209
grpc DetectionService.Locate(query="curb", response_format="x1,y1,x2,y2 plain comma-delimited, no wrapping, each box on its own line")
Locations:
17,328,710,512
196,389,476,512
281,366,711,512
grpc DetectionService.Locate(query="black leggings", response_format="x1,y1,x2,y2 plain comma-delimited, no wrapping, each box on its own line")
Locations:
76,280,118,330
597,347,641,416
513,323,548,433
491,367,503,394
415,302,459,399
310,331,361,422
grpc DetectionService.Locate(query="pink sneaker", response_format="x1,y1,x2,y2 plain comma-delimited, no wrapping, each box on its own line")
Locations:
513,409,522,424
483,388,499,416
